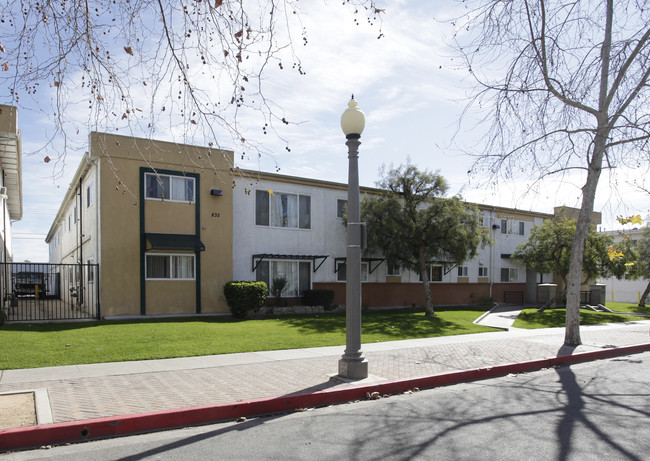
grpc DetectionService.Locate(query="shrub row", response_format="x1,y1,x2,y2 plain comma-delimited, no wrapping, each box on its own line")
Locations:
223,282,337,318
302,289,336,311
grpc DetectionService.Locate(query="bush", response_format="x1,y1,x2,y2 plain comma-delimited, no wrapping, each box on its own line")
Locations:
302,289,335,311
479,296,495,308
224,281,269,319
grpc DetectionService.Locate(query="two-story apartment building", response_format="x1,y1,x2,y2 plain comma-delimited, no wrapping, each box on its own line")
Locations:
46,132,234,316
233,170,554,308
47,132,576,317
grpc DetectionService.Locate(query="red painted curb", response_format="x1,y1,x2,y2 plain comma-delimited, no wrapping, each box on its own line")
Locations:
1,342,649,452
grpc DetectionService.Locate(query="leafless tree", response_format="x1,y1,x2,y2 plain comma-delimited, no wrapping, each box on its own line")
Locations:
452,0,650,345
0,0,382,179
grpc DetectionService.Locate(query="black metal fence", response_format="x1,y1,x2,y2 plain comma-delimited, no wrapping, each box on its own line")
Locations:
1,262,99,321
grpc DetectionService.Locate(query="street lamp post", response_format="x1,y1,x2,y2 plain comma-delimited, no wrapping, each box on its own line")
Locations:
338,96,369,380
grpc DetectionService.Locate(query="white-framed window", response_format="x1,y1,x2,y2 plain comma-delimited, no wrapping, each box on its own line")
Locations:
74,205,79,222
501,219,525,235
255,190,311,229
482,214,490,227
255,259,311,297
386,263,401,276
478,266,489,277
500,268,519,282
86,181,94,208
337,199,347,219
457,266,468,277
336,261,369,282
420,265,443,282
68,214,72,231
146,253,195,280
145,172,195,202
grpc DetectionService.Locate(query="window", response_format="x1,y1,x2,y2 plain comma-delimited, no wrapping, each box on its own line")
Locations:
255,190,311,229
482,214,490,227
501,219,525,235
68,214,72,231
86,181,94,208
146,254,195,279
145,173,194,202
420,265,443,282
457,266,468,277
336,261,369,282
74,205,79,222
337,199,347,219
478,266,489,277
500,268,518,282
256,260,311,296
387,263,401,276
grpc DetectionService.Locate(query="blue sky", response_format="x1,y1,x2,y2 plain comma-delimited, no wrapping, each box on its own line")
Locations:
8,0,649,262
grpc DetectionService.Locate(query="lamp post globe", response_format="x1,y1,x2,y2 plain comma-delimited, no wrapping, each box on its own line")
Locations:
341,96,366,139
338,96,369,380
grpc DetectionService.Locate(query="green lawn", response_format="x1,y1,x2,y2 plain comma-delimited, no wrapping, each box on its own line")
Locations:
605,302,650,316
513,304,647,329
0,307,495,370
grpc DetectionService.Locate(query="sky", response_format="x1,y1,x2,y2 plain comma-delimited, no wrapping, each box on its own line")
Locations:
7,0,650,262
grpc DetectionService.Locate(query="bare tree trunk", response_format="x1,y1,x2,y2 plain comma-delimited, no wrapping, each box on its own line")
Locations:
419,247,435,317
640,280,650,308
565,133,606,345
565,0,614,347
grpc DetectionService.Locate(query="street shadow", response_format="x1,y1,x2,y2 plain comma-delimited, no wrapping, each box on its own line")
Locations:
109,358,650,460
113,377,343,461
314,358,650,460
554,364,644,461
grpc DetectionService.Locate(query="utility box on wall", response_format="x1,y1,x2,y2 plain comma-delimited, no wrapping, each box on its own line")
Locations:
589,284,607,305
537,283,557,306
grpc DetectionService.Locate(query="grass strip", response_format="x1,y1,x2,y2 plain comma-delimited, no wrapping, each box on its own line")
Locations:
513,305,646,329
1,308,494,370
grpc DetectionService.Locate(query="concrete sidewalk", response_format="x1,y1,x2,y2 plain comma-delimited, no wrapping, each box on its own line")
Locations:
1,319,649,451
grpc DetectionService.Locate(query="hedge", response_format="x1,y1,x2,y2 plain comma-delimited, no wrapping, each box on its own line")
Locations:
223,281,269,319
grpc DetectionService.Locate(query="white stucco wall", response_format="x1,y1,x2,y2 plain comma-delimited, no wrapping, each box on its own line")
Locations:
599,228,650,304
232,176,350,283
233,173,550,291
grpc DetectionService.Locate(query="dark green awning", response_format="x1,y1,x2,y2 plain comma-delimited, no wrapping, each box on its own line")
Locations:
145,233,205,251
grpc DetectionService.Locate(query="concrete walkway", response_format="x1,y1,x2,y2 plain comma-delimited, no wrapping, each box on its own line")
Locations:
474,303,529,329
1,314,649,451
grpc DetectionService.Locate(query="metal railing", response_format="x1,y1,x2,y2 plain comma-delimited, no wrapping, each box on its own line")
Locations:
0,262,99,321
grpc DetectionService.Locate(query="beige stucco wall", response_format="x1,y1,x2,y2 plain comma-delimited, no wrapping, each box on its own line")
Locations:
90,132,233,316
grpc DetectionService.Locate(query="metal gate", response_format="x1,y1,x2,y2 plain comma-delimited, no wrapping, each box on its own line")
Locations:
1,262,99,321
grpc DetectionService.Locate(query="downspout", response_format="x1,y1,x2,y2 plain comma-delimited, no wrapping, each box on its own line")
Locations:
1,187,7,305
489,207,496,299
94,156,101,317
78,177,84,305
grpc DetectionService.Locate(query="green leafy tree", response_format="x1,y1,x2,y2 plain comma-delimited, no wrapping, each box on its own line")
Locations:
513,216,613,309
361,163,489,317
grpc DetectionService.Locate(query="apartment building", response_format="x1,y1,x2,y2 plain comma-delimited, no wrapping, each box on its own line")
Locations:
47,132,577,317
46,132,234,316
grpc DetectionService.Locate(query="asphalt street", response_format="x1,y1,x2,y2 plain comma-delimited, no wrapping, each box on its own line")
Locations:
5,352,649,461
